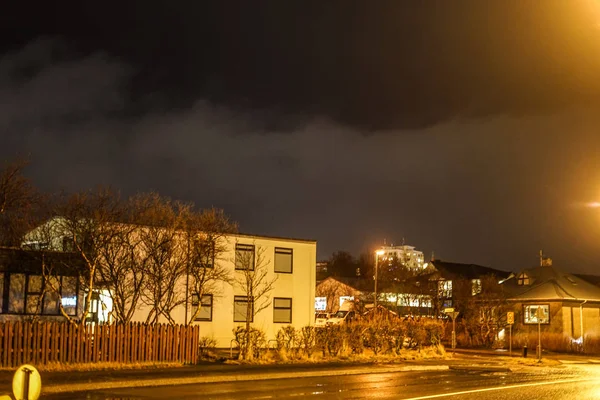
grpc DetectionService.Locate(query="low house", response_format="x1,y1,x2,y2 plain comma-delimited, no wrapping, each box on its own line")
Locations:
315,276,365,314
378,260,511,317
0,247,84,320
22,217,318,348
502,264,600,340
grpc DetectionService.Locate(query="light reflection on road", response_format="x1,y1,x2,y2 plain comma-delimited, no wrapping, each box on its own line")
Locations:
43,364,600,400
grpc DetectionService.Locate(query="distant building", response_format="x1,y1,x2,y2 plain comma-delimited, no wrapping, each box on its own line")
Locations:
376,244,426,271
316,261,329,280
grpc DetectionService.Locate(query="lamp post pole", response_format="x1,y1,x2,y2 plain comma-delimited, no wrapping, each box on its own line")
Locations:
374,256,379,308
374,250,384,308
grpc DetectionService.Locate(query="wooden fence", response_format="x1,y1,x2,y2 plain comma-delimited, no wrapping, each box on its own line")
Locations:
0,321,200,368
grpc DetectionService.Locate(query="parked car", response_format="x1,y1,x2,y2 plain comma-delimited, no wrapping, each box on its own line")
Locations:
326,301,357,325
314,312,330,327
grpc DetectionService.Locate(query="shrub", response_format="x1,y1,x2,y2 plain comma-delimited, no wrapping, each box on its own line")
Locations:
276,326,298,359
198,336,217,359
405,318,426,349
326,324,345,356
390,323,406,355
233,326,268,360
315,324,345,357
345,322,365,355
299,326,317,358
423,320,444,346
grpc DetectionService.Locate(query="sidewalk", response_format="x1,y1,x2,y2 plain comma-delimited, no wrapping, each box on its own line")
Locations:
0,348,590,395
0,361,450,395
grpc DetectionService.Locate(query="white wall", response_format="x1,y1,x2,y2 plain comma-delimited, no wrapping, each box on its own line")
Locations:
130,233,317,348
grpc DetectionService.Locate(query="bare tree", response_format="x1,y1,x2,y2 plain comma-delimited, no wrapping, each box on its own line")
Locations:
135,193,189,325
184,208,237,325
95,203,146,323
234,243,277,359
0,158,43,246
27,187,125,325
452,275,508,347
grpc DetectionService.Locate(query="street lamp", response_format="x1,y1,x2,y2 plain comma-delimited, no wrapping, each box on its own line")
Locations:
374,250,385,308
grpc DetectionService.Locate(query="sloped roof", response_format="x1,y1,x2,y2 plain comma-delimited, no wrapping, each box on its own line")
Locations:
0,246,84,274
574,274,600,287
430,259,511,280
316,276,372,293
504,265,600,302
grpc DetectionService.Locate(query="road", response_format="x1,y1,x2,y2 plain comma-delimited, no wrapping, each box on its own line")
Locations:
43,364,600,399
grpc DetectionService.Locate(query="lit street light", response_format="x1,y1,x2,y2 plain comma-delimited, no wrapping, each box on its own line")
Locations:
374,250,385,307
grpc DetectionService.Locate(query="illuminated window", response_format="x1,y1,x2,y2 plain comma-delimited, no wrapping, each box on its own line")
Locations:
274,247,293,273
61,276,78,316
517,273,530,286
471,279,482,296
315,297,327,311
273,297,292,323
438,280,453,298
524,304,549,324
235,244,255,271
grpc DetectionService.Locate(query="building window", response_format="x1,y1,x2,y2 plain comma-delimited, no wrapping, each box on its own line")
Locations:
26,275,43,314
196,240,215,268
8,273,25,313
235,244,255,271
471,279,482,296
274,247,293,273
191,293,213,321
524,304,550,324
315,296,327,311
273,297,292,323
234,296,253,322
4,273,78,316
438,280,453,298
517,273,530,286
60,276,78,316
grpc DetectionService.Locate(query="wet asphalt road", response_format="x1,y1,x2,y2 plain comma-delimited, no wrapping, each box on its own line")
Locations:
43,364,600,399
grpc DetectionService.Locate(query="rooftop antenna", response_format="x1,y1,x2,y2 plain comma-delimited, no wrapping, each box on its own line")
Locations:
539,250,543,267
431,251,435,261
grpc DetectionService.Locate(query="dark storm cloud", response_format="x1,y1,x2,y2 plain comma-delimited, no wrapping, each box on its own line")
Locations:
3,38,600,273
2,3,600,274
4,1,600,129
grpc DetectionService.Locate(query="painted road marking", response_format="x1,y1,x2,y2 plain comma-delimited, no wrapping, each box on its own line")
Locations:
402,377,595,399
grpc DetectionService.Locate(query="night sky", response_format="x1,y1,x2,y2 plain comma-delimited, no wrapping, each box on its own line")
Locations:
2,1,600,272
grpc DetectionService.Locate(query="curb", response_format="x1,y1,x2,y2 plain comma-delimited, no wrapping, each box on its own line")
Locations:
41,365,449,394
449,365,512,373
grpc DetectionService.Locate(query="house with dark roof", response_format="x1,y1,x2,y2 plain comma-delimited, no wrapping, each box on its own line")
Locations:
315,259,512,317
315,276,368,313
502,264,600,339
0,247,85,321
428,259,512,312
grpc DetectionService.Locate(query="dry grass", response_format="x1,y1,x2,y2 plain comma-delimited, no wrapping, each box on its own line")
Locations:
0,361,186,373
225,345,449,365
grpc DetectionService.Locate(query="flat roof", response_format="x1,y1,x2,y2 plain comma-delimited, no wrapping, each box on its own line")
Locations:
234,232,317,244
